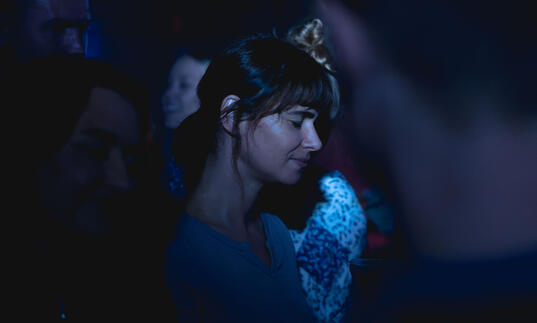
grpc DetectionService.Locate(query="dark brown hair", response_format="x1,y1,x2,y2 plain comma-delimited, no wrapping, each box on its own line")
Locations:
172,33,339,196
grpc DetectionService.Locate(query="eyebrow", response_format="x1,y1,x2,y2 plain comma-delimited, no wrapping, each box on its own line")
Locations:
81,128,118,144
82,127,140,147
43,18,92,30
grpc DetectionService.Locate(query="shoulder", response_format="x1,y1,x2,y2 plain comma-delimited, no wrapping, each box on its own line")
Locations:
261,212,296,250
165,214,204,270
261,213,291,240
165,215,210,300
262,212,287,229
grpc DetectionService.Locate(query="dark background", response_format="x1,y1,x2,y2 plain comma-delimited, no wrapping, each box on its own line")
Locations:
87,0,317,123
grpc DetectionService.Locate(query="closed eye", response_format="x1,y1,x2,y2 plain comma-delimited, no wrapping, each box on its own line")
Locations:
284,107,319,129
44,18,92,33
179,81,193,90
289,119,303,128
72,141,109,161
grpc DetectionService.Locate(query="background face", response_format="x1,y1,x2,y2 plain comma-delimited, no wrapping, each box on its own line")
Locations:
38,87,140,234
161,55,208,129
16,0,90,60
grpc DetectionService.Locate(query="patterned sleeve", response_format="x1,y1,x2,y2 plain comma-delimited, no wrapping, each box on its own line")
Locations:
314,170,367,261
290,170,367,323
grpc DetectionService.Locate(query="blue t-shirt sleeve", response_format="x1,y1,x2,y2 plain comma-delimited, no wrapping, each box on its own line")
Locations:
166,282,204,322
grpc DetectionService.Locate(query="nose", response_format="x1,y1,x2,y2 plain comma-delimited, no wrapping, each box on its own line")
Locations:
302,122,323,152
62,27,85,56
103,146,132,191
162,87,179,108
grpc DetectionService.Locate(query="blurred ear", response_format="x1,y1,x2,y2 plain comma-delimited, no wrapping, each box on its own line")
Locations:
318,0,377,82
220,95,240,135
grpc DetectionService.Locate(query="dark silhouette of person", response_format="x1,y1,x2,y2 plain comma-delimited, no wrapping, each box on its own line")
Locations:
320,0,537,321
2,0,91,62
8,56,175,322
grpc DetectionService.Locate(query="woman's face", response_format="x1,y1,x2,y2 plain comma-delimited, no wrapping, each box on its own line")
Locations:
238,105,323,185
161,55,209,129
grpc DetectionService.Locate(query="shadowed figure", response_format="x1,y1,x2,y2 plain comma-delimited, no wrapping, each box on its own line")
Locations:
319,0,537,321
1,0,91,63
9,56,175,322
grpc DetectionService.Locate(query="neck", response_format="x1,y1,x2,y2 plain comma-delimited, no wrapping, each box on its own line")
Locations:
186,148,263,232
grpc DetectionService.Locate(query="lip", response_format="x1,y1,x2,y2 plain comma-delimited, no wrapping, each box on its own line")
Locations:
290,158,309,168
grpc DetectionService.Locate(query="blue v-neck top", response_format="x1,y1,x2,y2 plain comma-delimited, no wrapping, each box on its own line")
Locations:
165,213,315,322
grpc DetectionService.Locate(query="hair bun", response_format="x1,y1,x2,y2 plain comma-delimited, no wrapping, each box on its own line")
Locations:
287,18,335,72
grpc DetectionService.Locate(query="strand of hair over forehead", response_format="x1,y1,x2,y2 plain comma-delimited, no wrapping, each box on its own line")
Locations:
202,35,317,112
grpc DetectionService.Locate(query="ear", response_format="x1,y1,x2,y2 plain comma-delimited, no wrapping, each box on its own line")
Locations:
220,95,240,135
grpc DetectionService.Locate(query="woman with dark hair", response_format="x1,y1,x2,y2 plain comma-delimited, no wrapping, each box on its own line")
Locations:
165,33,338,322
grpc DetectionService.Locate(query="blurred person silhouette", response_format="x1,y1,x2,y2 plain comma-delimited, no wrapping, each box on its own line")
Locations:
165,33,341,322
320,0,537,321
9,56,175,321
0,0,92,99
161,48,211,132
157,47,211,200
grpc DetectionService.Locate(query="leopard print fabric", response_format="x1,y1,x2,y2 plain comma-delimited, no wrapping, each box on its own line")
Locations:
290,171,367,322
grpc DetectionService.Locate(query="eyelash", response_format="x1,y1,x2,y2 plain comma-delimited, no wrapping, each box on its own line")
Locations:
73,142,108,161
290,120,302,128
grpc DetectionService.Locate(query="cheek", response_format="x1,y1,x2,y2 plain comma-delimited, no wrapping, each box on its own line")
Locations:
183,91,200,109
70,163,101,188
163,88,180,105
57,149,104,189
250,126,294,163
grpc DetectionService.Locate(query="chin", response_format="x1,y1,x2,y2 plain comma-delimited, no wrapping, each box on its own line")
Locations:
278,172,303,186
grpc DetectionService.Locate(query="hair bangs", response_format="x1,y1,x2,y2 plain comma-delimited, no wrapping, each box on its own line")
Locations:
247,69,338,144
262,70,338,118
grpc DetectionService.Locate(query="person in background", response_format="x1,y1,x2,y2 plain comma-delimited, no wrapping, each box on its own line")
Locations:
9,56,175,321
0,0,92,112
158,47,211,199
161,49,211,131
320,0,537,321
1,0,91,62
165,33,339,322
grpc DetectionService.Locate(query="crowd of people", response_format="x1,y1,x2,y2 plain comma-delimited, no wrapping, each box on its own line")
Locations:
3,0,535,322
